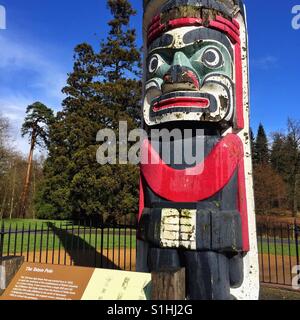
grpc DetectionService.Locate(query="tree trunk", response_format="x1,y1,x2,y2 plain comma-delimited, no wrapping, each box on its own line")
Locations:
9,166,17,220
19,133,36,219
0,191,7,220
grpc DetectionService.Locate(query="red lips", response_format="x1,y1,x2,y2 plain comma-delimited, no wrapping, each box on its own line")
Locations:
152,96,210,112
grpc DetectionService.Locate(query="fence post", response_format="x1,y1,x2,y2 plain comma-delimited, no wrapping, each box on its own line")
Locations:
151,268,186,300
295,219,300,270
0,221,4,260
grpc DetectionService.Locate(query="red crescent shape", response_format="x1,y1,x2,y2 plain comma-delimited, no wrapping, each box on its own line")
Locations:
140,134,244,203
139,134,250,252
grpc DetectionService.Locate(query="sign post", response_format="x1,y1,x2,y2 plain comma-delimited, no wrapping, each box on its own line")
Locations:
151,268,185,300
0,262,151,300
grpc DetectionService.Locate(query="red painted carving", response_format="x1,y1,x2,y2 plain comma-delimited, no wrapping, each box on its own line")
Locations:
235,43,245,130
141,134,242,202
152,97,210,112
147,16,240,45
140,134,250,251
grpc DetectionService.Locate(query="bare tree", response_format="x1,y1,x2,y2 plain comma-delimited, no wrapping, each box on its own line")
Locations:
0,115,10,175
287,119,300,217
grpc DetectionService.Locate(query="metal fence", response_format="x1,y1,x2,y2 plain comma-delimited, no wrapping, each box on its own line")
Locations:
257,222,300,287
0,220,137,272
1,219,300,288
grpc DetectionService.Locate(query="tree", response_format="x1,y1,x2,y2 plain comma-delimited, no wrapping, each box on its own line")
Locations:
35,44,102,219
253,164,287,214
0,115,44,219
95,0,142,222
0,115,10,176
269,119,300,216
285,119,300,216
96,0,142,127
0,152,43,220
19,102,54,218
270,132,286,174
254,123,269,166
36,0,141,222
0,114,9,146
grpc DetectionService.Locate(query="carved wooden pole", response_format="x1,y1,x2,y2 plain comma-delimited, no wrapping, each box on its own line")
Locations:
137,0,259,300
151,268,186,300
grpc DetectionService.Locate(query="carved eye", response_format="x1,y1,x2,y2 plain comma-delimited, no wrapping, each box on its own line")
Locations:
202,48,223,68
148,54,164,74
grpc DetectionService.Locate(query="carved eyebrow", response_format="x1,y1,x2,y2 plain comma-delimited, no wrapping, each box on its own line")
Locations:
183,28,233,58
148,34,174,52
148,28,233,60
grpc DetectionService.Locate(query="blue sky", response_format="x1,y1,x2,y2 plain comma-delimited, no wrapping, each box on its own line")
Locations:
0,0,299,154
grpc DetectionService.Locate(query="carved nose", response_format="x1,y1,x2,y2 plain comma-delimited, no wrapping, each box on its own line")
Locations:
172,51,191,67
162,52,200,94
162,65,200,94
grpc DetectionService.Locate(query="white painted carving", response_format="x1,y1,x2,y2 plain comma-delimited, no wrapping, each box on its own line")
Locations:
160,209,196,250
231,6,260,301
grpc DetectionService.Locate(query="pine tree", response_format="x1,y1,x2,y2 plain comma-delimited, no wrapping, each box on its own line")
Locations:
19,102,54,218
36,0,141,222
35,44,98,219
254,124,269,165
270,132,286,175
96,0,142,127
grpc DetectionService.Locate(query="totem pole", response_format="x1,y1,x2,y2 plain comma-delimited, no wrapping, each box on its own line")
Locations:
137,0,259,300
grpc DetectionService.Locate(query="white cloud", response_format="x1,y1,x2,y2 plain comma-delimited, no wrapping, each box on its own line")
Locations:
0,33,68,154
0,33,67,101
251,55,279,70
0,93,35,154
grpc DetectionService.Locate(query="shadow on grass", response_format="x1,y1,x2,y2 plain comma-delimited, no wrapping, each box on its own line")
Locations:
47,222,120,270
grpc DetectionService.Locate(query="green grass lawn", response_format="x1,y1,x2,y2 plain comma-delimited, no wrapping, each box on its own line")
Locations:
0,218,135,232
0,218,136,255
258,240,299,257
1,231,136,255
1,219,71,230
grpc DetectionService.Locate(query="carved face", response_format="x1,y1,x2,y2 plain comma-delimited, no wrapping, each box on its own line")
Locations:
144,25,236,126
